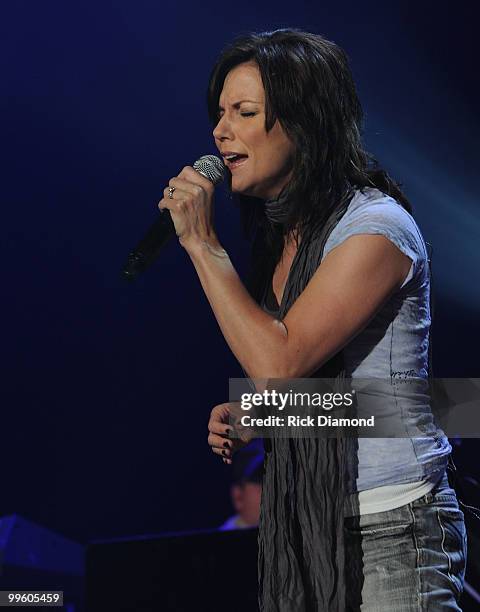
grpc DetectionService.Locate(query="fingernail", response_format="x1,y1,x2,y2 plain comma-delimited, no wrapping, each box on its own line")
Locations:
223,441,230,449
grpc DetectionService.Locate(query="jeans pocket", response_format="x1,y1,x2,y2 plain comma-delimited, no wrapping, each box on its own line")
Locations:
436,507,466,598
344,516,412,539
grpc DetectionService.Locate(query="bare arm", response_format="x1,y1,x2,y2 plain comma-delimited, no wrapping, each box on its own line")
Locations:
186,233,412,379
187,240,289,379
159,166,412,380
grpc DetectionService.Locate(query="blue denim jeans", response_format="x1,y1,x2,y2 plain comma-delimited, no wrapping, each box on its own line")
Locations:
344,470,467,610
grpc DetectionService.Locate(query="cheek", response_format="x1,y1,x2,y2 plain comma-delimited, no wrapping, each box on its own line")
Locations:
265,147,292,176
243,123,270,153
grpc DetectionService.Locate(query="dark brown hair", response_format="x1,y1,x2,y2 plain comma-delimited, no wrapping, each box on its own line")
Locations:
207,29,412,288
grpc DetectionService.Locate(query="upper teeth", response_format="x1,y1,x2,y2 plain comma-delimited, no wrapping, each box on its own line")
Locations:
225,154,239,160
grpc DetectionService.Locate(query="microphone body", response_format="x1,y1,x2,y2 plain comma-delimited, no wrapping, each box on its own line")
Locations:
122,155,225,280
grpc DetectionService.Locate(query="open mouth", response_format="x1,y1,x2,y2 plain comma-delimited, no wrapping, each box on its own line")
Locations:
224,154,248,169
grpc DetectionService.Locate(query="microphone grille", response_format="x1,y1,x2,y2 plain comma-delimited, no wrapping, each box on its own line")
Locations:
193,155,226,185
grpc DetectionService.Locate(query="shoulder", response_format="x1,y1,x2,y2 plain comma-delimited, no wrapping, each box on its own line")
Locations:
323,187,428,288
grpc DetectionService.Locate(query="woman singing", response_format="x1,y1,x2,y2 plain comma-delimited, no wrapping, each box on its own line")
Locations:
159,29,467,611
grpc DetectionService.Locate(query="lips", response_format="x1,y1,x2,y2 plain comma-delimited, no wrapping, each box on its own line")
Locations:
222,152,248,170
228,156,248,170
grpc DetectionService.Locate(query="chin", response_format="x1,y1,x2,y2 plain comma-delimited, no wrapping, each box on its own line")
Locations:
232,183,253,197
232,182,264,199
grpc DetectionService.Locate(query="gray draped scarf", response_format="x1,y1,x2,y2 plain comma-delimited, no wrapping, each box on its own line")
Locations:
257,188,357,611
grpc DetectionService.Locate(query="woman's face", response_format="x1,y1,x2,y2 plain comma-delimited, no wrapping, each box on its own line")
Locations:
213,61,295,200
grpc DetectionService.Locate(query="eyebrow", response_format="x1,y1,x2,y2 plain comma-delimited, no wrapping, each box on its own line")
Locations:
218,99,260,111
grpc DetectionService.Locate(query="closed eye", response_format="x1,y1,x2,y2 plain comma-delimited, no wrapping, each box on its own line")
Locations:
241,112,256,117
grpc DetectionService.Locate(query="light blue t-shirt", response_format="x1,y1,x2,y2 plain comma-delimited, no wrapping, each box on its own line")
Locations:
321,187,450,492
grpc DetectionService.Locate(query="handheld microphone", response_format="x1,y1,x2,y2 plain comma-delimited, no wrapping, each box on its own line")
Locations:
122,155,225,280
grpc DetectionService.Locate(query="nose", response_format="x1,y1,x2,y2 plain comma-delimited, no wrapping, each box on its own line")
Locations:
213,113,233,142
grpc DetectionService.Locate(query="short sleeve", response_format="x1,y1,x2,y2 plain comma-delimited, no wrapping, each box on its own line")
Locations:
322,192,427,290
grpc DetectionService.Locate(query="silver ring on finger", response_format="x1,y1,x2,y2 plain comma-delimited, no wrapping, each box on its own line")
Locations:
168,186,176,199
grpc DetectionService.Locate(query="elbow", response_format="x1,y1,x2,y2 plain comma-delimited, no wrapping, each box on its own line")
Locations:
245,359,307,394
244,357,292,382
244,320,305,380
274,358,307,380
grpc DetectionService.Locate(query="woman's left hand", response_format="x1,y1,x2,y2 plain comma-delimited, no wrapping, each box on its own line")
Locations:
158,166,218,252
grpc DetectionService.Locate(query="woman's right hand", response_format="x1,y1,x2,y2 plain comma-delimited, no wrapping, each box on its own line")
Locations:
207,402,252,465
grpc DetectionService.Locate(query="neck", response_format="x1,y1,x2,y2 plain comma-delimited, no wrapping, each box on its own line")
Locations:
264,189,289,226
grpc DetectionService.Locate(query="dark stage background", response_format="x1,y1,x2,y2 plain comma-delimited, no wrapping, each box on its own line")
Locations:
1,0,478,547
